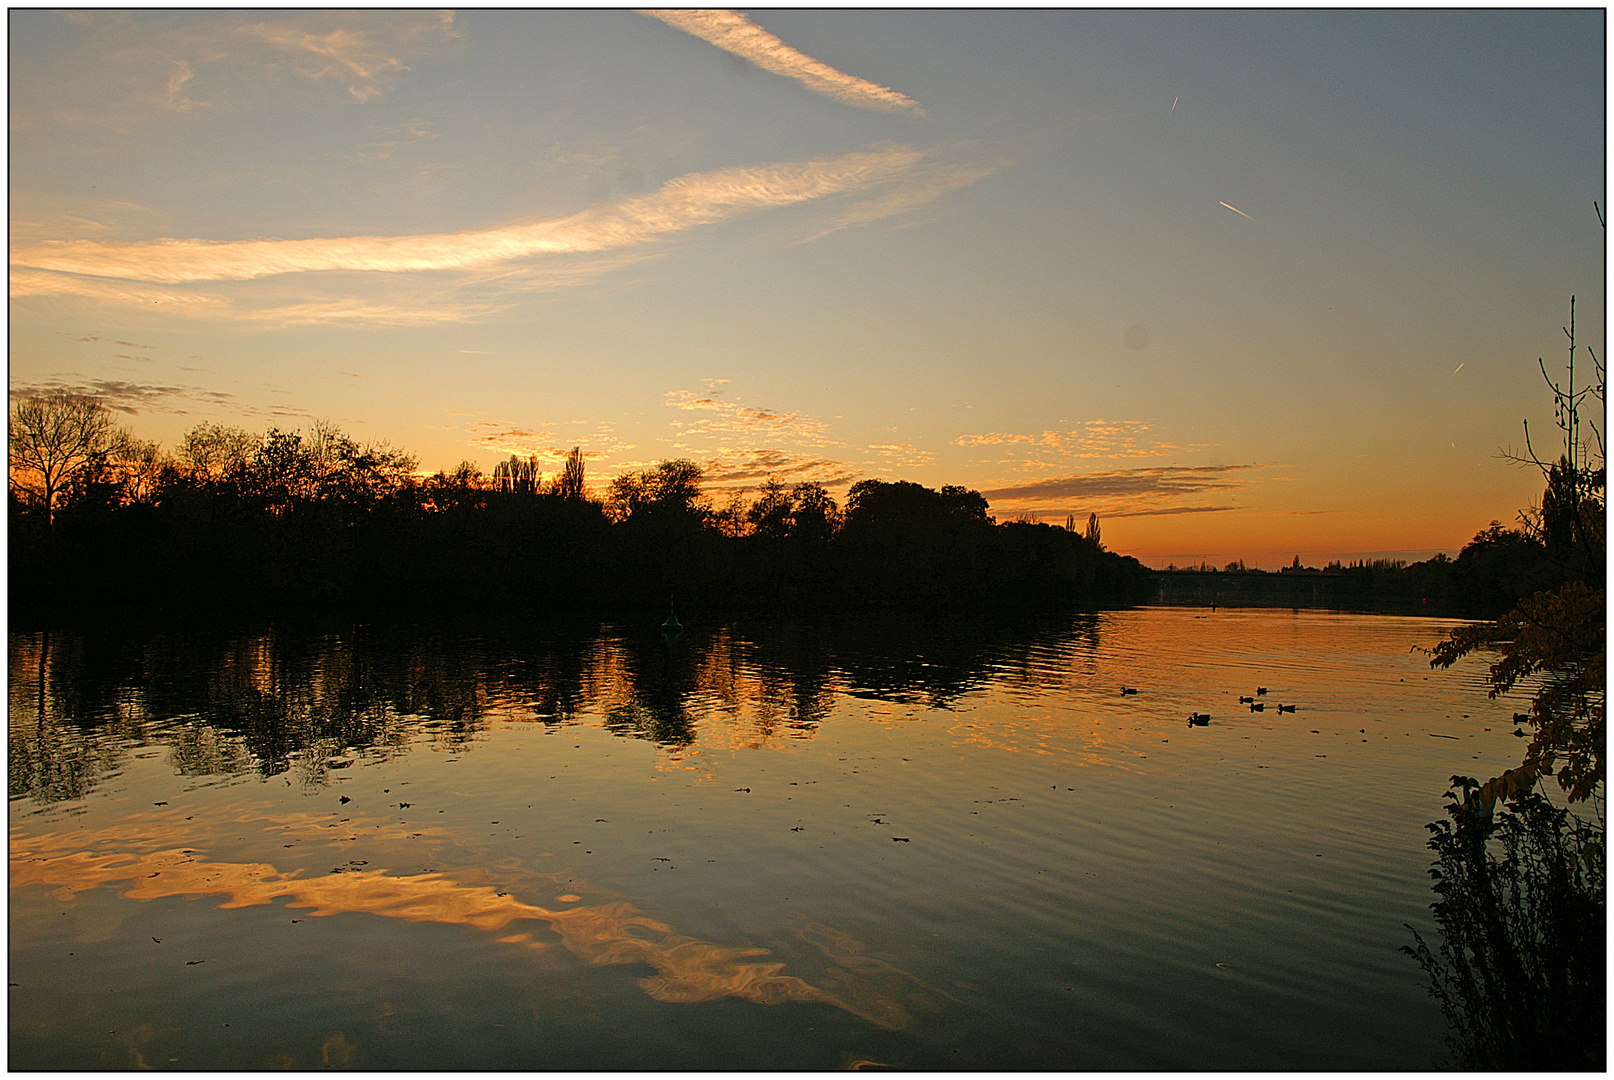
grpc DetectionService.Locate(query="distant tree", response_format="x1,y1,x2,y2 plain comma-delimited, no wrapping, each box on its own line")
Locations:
748,478,793,540
238,428,314,515
9,391,115,527
607,459,709,522
554,446,587,500
790,482,839,543
109,429,166,504
712,488,751,538
844,479,991,532
178,421,255,484
232,420,416,515
1084,512,1102,548
492,454,541,495
940,484,992,524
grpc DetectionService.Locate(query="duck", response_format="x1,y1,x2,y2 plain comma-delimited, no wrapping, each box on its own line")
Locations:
1248,701,1265,712
1238,695,1255,704
1186,713,1210,726
1256,686,1268,696
1120,686,1139,695
1276,703,1296,713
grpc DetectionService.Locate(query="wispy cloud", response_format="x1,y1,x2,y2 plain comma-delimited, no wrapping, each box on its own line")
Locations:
955,420,1177,460
11,148,926,285
163,59,207,112
665,386,833,448
800,145,1001,243
639,9,924,115
9,377,236,416
8,267,233,313
236,296,507,328
11,12,460,134
464,422,635,464
240,21,415,103
865,442,936,469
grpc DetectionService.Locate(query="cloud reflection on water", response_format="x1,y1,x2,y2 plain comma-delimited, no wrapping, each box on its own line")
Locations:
9,816,927,1029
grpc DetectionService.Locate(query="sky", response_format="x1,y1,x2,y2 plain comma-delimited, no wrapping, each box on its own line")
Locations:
8,8,1606,569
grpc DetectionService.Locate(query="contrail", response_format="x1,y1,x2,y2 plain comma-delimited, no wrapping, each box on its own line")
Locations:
1451,362,1465,376
1219,201,1252,220
1171,96,1178,114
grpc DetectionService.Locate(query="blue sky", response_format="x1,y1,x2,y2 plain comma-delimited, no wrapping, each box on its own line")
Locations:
8,8,1605,567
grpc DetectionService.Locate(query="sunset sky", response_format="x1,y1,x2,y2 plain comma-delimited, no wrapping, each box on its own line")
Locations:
9,8,1605,568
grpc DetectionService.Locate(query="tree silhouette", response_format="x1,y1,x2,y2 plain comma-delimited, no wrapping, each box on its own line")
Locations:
9,392,115,527
747,477,793,539
555,446,587,500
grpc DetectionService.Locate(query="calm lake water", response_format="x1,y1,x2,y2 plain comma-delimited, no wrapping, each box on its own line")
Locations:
9,606,1522,1070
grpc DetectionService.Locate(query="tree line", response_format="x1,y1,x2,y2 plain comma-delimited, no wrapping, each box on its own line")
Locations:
8,393,1153,620
1155,525,1590,619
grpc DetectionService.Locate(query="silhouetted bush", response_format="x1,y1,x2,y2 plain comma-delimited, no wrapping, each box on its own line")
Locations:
1404,778,1604,1069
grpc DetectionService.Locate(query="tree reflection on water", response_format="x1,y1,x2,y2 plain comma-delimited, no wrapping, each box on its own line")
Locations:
8,611,1099,803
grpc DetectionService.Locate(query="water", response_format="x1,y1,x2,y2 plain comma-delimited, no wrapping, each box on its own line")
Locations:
9,606,1522,1069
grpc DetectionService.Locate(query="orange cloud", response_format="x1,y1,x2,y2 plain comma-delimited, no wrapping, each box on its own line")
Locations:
10,815,926,1029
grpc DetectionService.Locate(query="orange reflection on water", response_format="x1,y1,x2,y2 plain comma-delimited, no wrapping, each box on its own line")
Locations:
9,821,916,1029
946,710,1149,771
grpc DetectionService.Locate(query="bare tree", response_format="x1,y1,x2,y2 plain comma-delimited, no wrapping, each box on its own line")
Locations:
9,392,115,527
109,429,166,503
178,421,256,483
